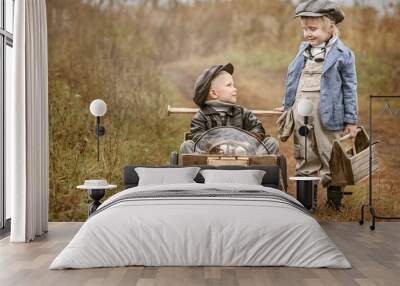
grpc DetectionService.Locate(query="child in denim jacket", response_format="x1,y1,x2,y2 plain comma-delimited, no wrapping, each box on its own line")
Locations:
275,0,358,210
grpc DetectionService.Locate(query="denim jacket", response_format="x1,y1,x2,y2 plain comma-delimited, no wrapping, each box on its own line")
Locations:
283,39,358,130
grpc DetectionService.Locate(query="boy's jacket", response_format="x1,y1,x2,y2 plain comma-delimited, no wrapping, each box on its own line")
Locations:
190,104,266,143
284,38,358,130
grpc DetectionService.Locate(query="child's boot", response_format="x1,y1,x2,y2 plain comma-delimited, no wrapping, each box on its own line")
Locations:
326,186,343,211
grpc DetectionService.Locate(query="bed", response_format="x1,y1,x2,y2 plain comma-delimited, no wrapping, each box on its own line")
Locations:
50,165,351,269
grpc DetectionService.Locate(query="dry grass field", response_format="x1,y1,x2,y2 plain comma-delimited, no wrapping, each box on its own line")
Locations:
47,0,400,222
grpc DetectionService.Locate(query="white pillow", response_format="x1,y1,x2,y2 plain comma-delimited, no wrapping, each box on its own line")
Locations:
200,169,266,185
135,167,200,186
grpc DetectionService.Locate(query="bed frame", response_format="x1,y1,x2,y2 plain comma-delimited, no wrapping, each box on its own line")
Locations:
123,165,284,191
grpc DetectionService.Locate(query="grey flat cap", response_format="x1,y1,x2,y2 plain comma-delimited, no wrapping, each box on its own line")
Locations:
295,0,345,24
193,63,234,107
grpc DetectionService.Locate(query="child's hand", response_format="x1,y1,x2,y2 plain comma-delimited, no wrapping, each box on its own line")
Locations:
344,124,358,138
252,132,264,141
274,106,284,112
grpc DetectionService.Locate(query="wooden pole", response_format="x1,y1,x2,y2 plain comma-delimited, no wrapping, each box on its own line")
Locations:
167,105,283,117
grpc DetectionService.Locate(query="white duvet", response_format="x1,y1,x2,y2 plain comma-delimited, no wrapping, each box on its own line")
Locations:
50,183,351,269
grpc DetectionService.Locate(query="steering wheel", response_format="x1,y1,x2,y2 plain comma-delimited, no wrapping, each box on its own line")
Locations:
208,139,251,155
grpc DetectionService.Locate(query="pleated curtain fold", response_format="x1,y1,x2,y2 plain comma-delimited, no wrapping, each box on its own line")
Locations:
8,0,49,242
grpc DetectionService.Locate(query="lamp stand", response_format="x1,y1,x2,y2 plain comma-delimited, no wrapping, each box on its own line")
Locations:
359,95,400,230
304,116,308,163
299,116,310,163
95,116,106,162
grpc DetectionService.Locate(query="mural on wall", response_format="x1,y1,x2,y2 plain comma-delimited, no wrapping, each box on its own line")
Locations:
47,0,400,221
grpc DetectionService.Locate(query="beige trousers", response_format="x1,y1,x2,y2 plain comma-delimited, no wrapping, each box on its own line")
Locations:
293,60,343,187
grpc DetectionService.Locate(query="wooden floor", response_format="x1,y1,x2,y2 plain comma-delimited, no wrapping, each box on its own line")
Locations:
0,222,399,286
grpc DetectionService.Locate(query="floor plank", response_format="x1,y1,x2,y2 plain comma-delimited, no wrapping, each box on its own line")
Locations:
0,222,399,286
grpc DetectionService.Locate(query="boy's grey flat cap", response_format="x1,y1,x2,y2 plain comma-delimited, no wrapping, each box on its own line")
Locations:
295,0,345,24
193,63,234,107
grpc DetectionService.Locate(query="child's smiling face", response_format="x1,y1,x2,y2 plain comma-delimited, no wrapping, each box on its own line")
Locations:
301,17,333,47
208,72,238,104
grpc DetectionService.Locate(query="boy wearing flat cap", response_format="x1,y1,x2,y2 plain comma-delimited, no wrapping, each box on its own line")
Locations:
180,63,279,155
274,0,358,210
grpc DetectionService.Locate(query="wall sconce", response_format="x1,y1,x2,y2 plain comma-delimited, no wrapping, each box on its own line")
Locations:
297,98,313,162
89,99,107,162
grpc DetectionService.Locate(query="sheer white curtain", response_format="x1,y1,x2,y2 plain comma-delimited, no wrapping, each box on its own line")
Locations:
8,0,49,242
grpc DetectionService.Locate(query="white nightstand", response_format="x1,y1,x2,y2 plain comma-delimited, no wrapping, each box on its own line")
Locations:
77,180,117,216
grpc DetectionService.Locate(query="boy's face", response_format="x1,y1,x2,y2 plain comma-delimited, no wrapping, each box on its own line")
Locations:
208,72,238,104
301,17,332,47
